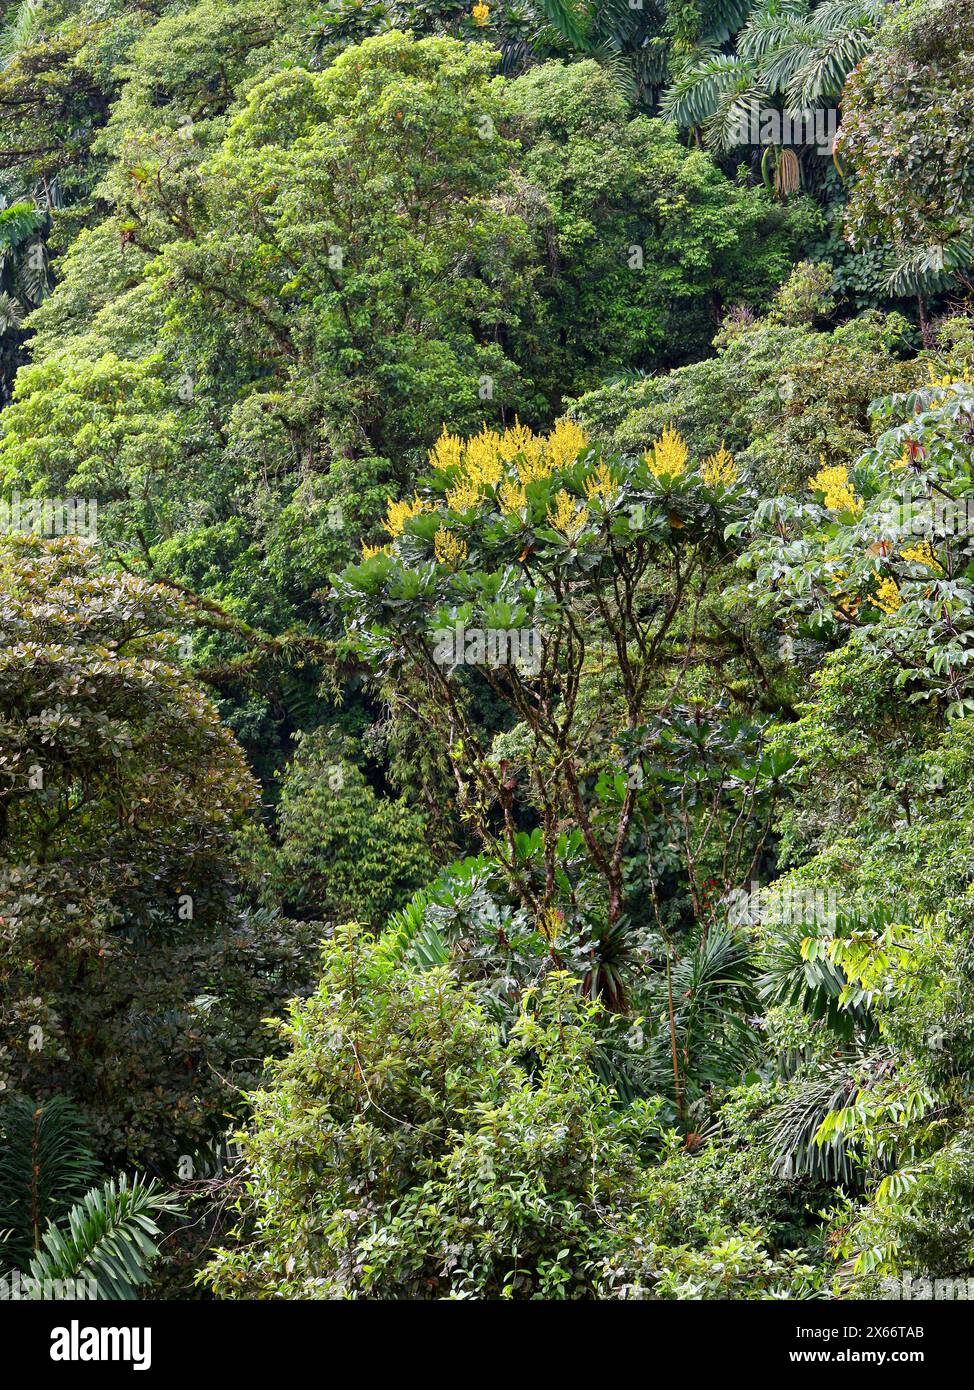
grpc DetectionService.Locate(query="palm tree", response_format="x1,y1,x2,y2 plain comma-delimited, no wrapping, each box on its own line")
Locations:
0,1096,180,1300
661,0,886,159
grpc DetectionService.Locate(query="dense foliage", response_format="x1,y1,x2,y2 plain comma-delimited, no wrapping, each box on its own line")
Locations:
1,0,973,1307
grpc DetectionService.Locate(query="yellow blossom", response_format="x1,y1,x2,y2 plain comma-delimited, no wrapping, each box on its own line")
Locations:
446,476,483,512
537,907,563,944
384,493,429,539
428,426,463,472
433,527,467,567
499,477,527,514
462,426,504,488
890,448,909,471
901,541,942,572
472,1,489,24
547,488,588,540
700,442,737,487
361,542,391,560
545,417,589,471
926,361,972,387
809,459,863,515
500,420,548,483
583,462,619,502
645,425,689,479
874,577,902,614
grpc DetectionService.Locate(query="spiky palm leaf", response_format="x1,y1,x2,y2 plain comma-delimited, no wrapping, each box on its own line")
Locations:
671,927,761,1090
766,1058,866,1182
759,920,873,1041
886,236,974,297
0,0,41,70
660,51,755,130
702,83,772,150
785,2,884,105
25,1175,181,1300
700,0,761,45
529,0,593,52
664,0,886,147
0,289,24,333
0,200,44,260
737,2,813,64
0,1096,99,1269
645,928,761,1105
15,239,48,305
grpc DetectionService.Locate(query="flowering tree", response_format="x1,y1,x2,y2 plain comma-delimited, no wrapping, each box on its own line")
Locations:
335,415,789,1018
743,374,974,719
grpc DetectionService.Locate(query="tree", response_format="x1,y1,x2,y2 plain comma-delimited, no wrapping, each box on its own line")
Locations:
269,730,435,929
0,534,315,1167
504,58,817,397
661,0,885,154
838,0,974,312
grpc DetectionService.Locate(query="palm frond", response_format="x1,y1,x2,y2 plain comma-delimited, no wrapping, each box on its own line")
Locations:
0,200,44,254
0,1096,99,1269
0,289,24,333
700,0,761,45
786,25,876,104
737,3,812,61
886,237,974,297
529,0,594,52
766,1059,866,1183
702,84,772,150
25,1175,181,1300
759,921,872,1040
660,52,753,129
0,0,41,70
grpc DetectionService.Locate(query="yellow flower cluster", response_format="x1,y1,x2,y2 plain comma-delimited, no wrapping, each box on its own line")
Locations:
498,477,527,514
645,424,688,479
583,462,620,502
926,361,973,387
463,429,505,489
378,417,595,558
361,542,392,560
874,577,902,614
384,493,429,539
809,459,863,515
445,476,482,512
428,427,464,472
901,541,942,572
700,443,737,487
536,907,563,944
433,527,468,567
543,418,590,474
472,1,489,25
427,417,590,503
547,488,589,540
